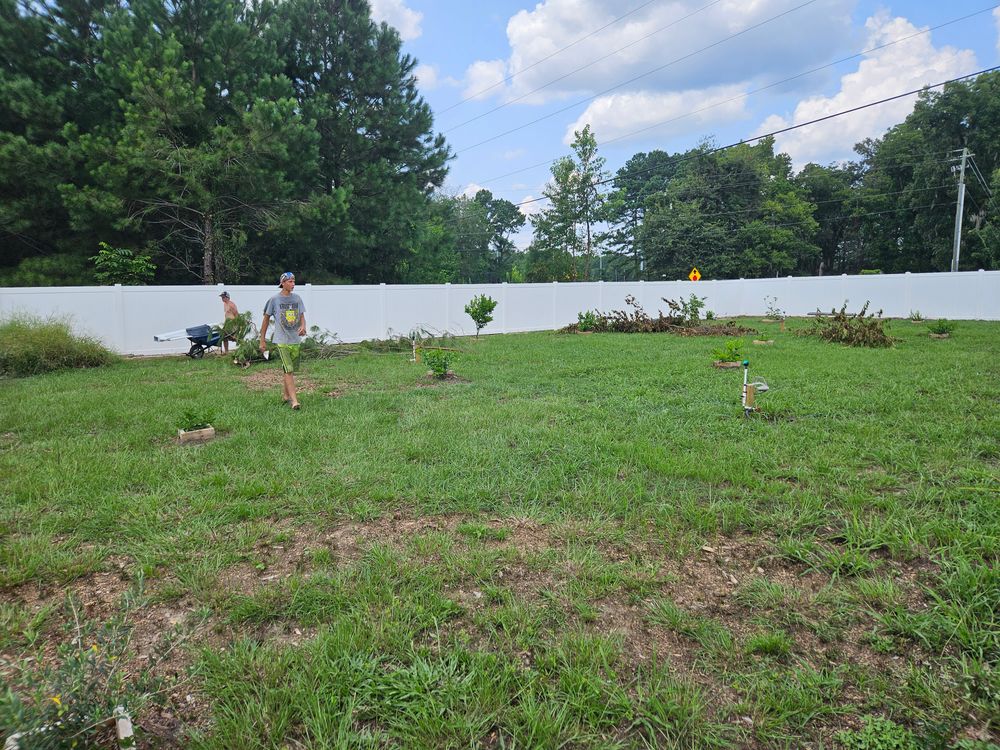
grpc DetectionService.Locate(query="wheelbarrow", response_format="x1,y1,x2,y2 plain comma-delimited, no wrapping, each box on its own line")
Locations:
153,324,222,358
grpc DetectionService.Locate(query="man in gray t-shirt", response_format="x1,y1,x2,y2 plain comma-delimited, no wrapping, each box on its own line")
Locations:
260,272,307,409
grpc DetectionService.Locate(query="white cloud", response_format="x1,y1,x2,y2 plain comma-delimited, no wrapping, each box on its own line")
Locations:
461,182,486,198
369,0,422,41
462,59,507,101
761,13,978,167
564,84,750,145
464,0,854,105
414,64,438,90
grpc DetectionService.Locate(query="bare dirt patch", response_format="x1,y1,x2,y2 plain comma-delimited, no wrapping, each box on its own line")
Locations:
241,369,320,393
415,372,471,386
2,515,945,748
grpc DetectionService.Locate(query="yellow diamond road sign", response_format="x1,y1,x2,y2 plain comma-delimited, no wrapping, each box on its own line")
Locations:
689,267,701,281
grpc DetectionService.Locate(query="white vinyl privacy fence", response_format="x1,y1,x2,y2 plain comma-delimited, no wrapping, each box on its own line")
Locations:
1,270,998,355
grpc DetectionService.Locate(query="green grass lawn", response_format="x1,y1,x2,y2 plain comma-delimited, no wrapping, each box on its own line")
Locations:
1,319,998,748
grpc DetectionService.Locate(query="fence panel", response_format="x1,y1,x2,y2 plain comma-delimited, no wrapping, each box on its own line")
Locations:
1,270,997,355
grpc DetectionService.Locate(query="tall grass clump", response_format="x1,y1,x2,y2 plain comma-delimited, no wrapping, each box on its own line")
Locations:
0,314,117,377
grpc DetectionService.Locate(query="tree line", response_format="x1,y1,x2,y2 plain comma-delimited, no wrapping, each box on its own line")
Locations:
522,74,1000,282
2,1,998,286
1,0,453,286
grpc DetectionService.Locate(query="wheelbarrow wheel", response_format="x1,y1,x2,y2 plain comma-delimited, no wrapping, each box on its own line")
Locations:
190,345,205,359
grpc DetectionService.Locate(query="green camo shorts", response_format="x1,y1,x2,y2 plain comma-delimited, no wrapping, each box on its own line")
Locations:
275,344,301,374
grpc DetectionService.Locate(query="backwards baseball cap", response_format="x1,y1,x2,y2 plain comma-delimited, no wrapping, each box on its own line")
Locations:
219,291,230,299
278,271,294,287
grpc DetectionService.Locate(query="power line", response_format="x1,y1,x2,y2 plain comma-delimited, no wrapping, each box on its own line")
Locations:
438,0,669,115
511,65,1000,210
600,7,998,148
444,0,725,133
470,6,997,189
454,0,821,154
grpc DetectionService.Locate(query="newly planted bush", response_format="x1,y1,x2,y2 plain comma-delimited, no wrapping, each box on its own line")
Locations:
0,315,117,377
422,348,453,378
179,408,216,431
465,294,498,338
927,319,956,336
712,338,745,363
576,310,602,332
805,302,894,347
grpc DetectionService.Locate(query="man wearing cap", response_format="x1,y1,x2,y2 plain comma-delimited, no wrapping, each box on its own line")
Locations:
219,291,239,355
260,272,307,409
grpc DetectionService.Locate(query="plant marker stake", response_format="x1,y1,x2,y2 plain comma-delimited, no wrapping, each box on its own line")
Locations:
742,360,749,415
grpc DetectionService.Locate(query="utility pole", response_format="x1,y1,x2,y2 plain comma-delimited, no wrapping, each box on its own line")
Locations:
951,146,969,272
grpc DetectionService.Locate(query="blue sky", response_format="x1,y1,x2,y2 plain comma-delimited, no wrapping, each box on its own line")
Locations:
369,1,1000,246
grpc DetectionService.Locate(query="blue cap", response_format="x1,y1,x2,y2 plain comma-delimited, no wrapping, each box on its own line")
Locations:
279,272,294,287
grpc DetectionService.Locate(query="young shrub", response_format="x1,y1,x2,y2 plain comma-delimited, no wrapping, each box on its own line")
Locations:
806,301,894,348
763,295,786,320
907,310,923,322
664,293,707,326
464,294,498,338
577,310,601,332
0,315,117,377
711,338,745,363
422,348,453,378
927,319,956,336
178,408,216,432
90,242,156,285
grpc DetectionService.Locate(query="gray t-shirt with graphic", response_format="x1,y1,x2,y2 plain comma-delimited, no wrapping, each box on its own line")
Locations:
264,292,306,344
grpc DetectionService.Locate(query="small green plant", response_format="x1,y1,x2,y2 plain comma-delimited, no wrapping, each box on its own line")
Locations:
666,293,706,326
806,301,894,348
0,315,117,377
835,715,919,750
465,294,498,338
764,295,786,319
0,589,166,749
907,310,923,321
704,309,715,321
90,242,156,285
712,338,744,362
179,408,216,431
577,310,601,332
422,348,453,378
927,319,956,335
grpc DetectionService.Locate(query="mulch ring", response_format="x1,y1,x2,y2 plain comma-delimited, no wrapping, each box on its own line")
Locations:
1,514,953,747
416,372,470,386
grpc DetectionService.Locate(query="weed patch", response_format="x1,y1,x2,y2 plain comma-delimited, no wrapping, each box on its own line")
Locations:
0,314,117,377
